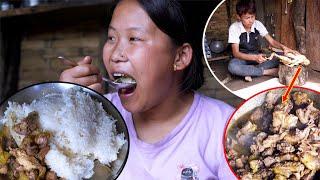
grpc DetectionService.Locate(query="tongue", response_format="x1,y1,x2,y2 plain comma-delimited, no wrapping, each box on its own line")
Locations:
119,86,136,95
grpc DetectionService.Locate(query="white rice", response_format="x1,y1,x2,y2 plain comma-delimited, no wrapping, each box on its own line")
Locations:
1,88,126,180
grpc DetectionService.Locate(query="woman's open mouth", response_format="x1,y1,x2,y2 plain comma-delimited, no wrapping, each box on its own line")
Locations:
112,73,137,95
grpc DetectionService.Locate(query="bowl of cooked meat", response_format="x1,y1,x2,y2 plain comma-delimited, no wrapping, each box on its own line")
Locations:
224,87,320,180
0,82,129,180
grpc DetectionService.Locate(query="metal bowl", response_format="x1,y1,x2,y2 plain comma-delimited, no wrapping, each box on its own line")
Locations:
210,40,225,54
0,81,129,180
224,87,320,178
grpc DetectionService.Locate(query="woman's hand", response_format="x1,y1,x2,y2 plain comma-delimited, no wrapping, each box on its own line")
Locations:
59,56,103,93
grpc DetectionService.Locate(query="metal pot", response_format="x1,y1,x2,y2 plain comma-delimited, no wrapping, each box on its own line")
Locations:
210,40,225,53
0,81,129,180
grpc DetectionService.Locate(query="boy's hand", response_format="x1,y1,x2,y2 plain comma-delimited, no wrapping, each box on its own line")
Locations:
283,47,300,55
59,56,103,93
255,54,267,63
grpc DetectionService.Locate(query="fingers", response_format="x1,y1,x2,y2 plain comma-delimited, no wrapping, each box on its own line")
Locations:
88,83,103,94
78,56,92,65
59,56,103,90
73,74,102,86
72,64,101,78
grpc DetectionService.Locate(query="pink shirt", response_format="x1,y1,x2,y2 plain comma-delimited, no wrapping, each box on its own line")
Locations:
106,92,236,180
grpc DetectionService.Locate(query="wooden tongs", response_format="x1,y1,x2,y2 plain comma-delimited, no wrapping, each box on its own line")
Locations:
266,47,310,67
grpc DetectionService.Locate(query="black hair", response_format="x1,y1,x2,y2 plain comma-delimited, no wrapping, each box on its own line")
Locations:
113,0,204,92
236,0,256,16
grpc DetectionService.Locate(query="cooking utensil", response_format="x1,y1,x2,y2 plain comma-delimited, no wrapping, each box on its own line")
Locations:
0,82,129,180
209,40,225,54
57,56,136,91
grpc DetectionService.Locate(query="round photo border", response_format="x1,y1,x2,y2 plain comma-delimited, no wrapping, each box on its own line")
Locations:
202,0,239,99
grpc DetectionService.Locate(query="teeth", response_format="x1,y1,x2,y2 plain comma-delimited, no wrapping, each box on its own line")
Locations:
112,73,125,78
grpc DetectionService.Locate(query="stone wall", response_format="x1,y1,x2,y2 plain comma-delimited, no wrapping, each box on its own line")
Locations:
19,20,106,88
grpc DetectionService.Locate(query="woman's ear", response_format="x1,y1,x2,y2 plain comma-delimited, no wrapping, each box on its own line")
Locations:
173,43,193,71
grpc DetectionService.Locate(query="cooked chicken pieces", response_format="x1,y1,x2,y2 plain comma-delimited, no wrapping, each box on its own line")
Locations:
226,90,320,179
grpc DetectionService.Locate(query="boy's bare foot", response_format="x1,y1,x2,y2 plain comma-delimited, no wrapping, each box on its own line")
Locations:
263,68,279,76
244,76,252,82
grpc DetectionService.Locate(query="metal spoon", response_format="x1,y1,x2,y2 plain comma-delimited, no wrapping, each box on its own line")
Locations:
57,56,136,91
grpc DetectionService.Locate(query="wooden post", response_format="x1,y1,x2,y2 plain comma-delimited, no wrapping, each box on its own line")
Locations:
278,64,308,86
306,0,320,71
0,18,22,101
293,0,306,54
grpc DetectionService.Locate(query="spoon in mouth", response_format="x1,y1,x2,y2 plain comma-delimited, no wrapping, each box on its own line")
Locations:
57,56,136,91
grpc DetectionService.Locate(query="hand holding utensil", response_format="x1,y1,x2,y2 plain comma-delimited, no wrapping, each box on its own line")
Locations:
57,56,136,91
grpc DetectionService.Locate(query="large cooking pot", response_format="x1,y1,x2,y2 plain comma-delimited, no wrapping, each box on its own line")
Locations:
224,87,320,179
210,40,225,53
0,81,129,180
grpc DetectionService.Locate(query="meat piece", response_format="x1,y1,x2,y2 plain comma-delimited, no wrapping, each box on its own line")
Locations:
308,127,320,141
237,121,257,138
260,134,284,152
265,91,281,109
274,100,294,114
13,111,39,135
273,162,305,178
20,136,39,156
274,174,287,180
301,169,316,180
34,132,50,148
277,141,295,153
261,147,275,156
237,121,258,147
236,158,245,169
46,171,58,180
249,160,263,173
255,132,268,143
273,52,310,67
250,107,264,122
9,149,45,174
283,127,311,145
0,164,7,174
5,136,18,150
296,102,320,124
8,157,24,177
272,111,298,133
250,132,268,156
300,152,320,171
292,92,310,106
241,173,253,180
263,156,276,167
37,146,50,162
27,169,39,180
276,154,299,162
298,141,318,157
227,149,238,160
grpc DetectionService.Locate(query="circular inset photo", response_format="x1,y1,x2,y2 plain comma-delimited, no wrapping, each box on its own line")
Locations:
203,0,320,99
0,82,129,180
224,86,320,179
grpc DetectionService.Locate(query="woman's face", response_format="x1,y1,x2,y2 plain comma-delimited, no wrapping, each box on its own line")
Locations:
103,0,178,113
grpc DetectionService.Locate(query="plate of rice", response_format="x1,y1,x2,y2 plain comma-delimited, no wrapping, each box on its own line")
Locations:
0,82,129,180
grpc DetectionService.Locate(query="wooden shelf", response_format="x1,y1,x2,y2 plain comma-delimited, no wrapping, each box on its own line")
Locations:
207,55,230,62
0,5,64,18
0,0,112,18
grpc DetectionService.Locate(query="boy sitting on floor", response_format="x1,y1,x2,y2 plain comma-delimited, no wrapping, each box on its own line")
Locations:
228,0,298,82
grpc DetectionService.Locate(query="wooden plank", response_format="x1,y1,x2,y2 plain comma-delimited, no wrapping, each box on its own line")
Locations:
207,55,230,62
280,0,296,49
274,0,282,41
306,0,320,71
0,0,112,18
